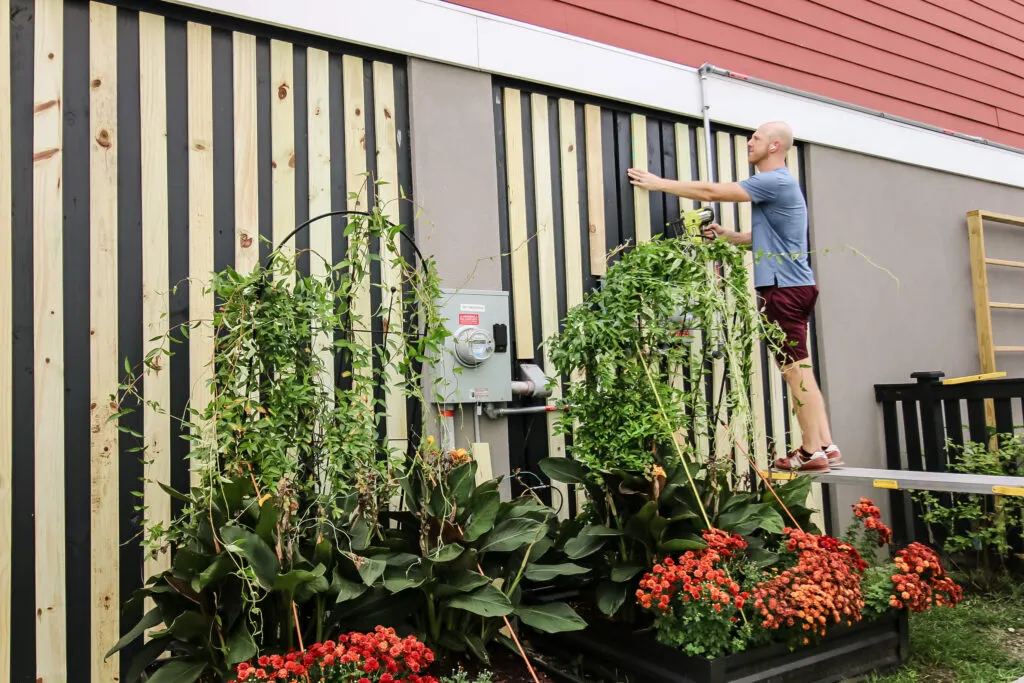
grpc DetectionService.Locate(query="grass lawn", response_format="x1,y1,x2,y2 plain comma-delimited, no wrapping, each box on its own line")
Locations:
863,583,1024,683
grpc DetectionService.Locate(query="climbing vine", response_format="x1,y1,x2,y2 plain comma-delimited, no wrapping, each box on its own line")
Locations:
548,233,785,475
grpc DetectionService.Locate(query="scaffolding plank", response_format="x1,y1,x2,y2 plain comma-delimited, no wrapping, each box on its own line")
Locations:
766,467,1024,497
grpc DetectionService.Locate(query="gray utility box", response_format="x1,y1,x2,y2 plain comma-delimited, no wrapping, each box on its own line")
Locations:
428,288,513,404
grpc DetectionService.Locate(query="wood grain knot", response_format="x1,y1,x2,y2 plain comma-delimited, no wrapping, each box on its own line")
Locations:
33,147,60,162
354,107,361,116
277,83,289,100
91,78,102,89
193,142,206,151
360,134,366,150
48,52,54,60
34,99,58,114
240,234,253,248
384,107,392,120
96,129,112,149
589,223,598,233
568,144,575,152
288,151,295,169
271,160,277,169
315,106,321,116
90,402,97,410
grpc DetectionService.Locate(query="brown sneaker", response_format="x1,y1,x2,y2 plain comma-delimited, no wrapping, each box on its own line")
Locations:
823,444,843,467
773,448,830,472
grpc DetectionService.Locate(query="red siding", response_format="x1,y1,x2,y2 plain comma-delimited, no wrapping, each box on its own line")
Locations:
448,0,1024,149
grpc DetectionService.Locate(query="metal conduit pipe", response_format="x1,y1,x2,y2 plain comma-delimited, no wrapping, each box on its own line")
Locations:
484,404,570,419
697,63,1024,156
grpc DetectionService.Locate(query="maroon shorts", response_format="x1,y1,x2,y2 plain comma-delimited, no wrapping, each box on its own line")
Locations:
757,284,818,366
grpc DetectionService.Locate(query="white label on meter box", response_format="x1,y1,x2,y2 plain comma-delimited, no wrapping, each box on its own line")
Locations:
460,303,486,313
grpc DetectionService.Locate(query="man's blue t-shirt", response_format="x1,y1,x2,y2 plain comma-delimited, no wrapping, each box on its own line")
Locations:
738,167,815,289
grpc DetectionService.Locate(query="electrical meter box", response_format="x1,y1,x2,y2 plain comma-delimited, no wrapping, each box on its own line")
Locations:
429,288,512,404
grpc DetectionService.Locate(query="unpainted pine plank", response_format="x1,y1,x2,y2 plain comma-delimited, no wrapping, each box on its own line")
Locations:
715,131,742,474
558,99,586,511
307,47,333,396
734,135,768,470
583,104,605,277
530,93,569,520
373,61,408,449
670,123,693,447
270,39,295,281
558,99,583,314
139,10,172,635
88,4,120,676
0,0,11,675
342,55,372,384
674,123,694,214
233,32,258,275
503,88,534,358
187,22,215,485
631,113,651,243
693,127,711,461
33,0,67,678
967,213,996,374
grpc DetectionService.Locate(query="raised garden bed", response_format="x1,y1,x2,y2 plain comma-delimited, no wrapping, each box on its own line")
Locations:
525,609,909,683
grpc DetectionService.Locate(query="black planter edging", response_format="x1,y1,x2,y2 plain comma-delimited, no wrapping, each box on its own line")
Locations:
526,610,909,683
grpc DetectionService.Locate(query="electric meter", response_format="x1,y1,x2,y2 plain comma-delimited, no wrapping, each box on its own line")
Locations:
453,325,495,367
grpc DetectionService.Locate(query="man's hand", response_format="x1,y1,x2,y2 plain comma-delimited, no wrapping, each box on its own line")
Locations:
627,168,663,191
702,223,726,240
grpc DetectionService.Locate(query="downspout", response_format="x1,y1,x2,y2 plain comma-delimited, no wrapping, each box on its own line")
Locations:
698,64,718,217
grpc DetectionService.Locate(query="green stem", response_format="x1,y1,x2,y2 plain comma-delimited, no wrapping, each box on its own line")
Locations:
635,341,712,529
426,593,440,643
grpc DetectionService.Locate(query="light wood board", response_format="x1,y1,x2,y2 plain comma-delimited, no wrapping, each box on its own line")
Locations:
233,32,258,275
139,9,172,633
693,127,711,460
734,135,769,470
270,40,295,283
715,131,743,474
187,22,215,486
373,61,409,449
530,93,569,520
631,114,650,243
503,88,534,358
307,47,333,395
89,4,120,676
584,104,605,277
0,0,12,674
33,0,67,678
342,55,372,386
558,98,586,511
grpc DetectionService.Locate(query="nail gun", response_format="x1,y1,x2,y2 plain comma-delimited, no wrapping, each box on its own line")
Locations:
666,206,716,241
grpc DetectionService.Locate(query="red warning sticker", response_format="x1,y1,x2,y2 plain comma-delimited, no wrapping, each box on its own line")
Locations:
458,313,480,325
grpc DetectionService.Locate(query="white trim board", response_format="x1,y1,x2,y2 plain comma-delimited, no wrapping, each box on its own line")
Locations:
166,0,1024,189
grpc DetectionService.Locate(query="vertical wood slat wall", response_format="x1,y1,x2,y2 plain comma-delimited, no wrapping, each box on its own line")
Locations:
0,0,412,679
494,85,821,510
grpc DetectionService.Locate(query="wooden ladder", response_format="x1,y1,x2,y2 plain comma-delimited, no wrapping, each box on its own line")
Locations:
967,210,1024,367
966,210,1024,426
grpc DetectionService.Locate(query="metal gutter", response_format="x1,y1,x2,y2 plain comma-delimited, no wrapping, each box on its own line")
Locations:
698,63,1024,157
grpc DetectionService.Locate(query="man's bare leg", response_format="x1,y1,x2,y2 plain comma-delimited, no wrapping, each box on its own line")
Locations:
780,358,832,452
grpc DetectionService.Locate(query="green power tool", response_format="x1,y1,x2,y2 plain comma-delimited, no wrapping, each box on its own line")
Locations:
666,206,716,240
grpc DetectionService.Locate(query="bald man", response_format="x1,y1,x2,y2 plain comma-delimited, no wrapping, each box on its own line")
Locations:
627,121,841,473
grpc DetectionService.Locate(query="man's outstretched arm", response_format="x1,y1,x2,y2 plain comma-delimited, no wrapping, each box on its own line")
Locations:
627,168,751,203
